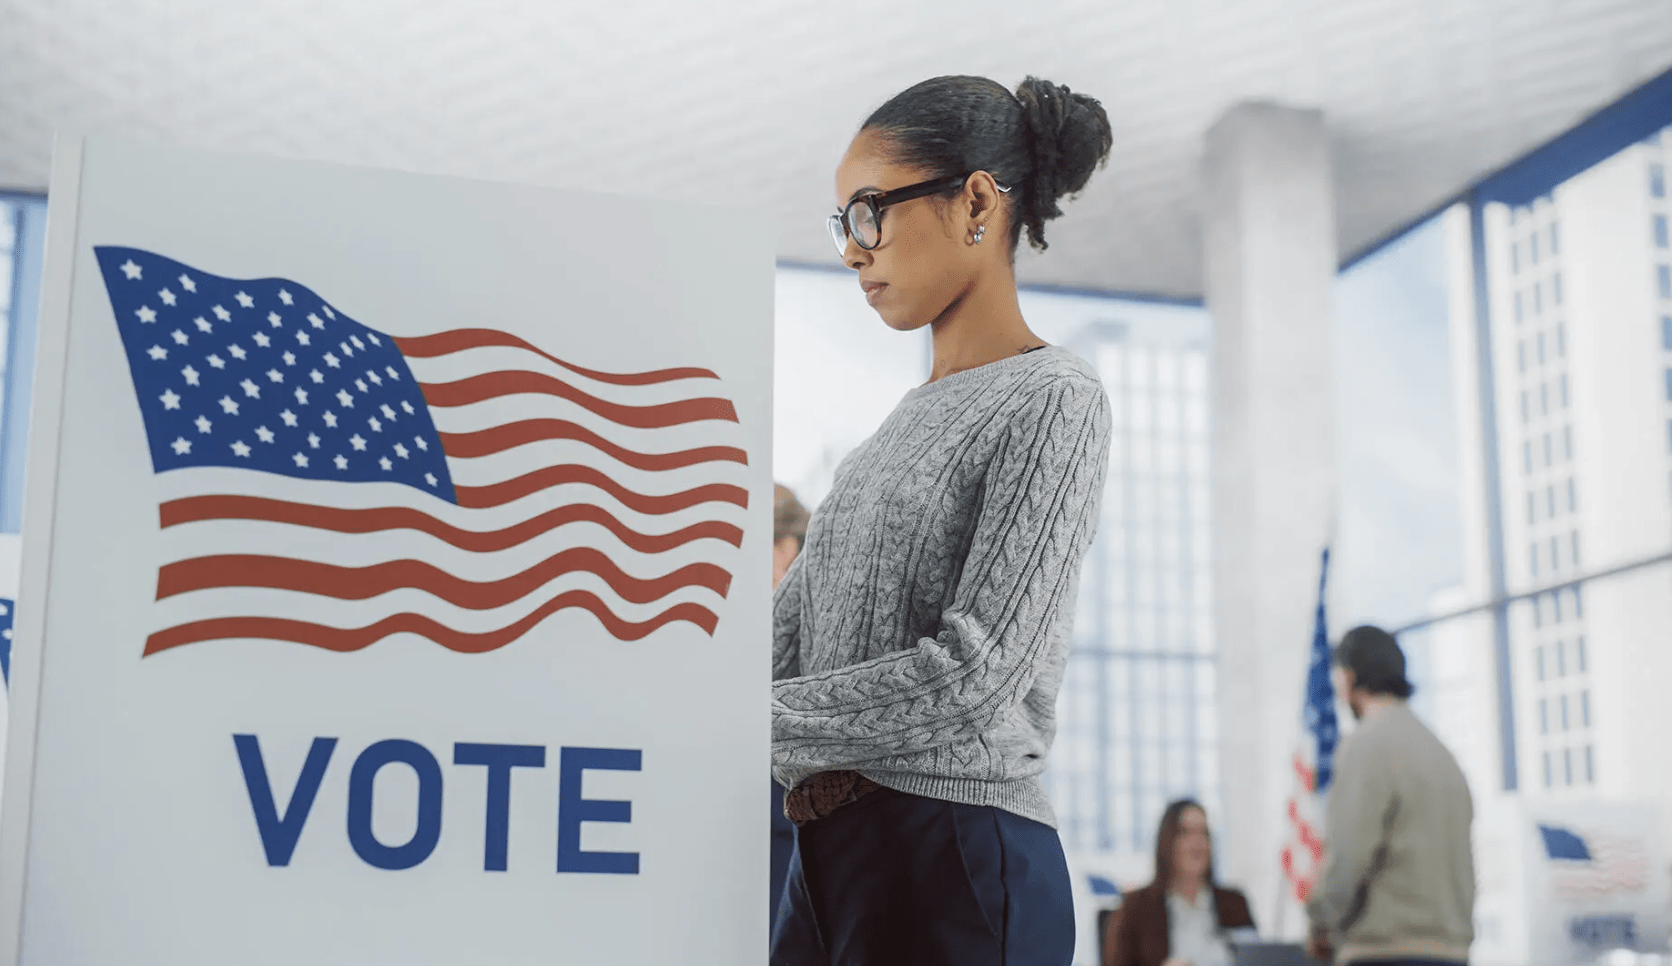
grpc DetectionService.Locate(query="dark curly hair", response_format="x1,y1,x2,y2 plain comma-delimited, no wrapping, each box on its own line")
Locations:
861,75,1113,253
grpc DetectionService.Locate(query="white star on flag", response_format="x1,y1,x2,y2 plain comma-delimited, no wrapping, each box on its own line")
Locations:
121,260,142,280
229,345,247,360
307,433,321,449
194,415,212,434
240,379,260,398
236,292,255,309
293,453,309,468
334,455,349,470
266,369,284,383
310,370,325,384
195,317,214,334
380,405,396,420
208,355,226,369
172,330,190,345
256,426,276,444
218,397,240,416
324,353,340,368
424,473,438,486
367,370,382,386
137,306,158,323
231,441,252,458
171,437,191,455
178,273,196,292
322,411,339,428
368,417,383,433
254,332,272,347
280,410,298,428
147,346,167,361
379,457,393,471
414,437,428,451
336,390,353,408
294,389,309,405
394,443,410,459
182,366,201,386
268,312,282,327
309,314,325,329
282,352,296,366
160,390,181,410
401,401,415,414
278,289,293,305
297,332,311,346
349,434,367,451
213,305,232,322
159,289,177,306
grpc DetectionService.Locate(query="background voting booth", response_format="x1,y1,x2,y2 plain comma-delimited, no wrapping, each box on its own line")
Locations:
0,137,774,965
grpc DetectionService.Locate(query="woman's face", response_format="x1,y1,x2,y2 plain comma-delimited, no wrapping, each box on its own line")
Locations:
833,129,982,332
1172,806,1212,881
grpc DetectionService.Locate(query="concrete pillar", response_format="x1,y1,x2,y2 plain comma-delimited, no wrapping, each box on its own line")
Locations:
1202,102,1339,935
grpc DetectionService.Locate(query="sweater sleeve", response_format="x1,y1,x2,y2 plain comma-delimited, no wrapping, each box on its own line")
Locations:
770,375,1111,769
771,552,806,681
1307,730,1397,933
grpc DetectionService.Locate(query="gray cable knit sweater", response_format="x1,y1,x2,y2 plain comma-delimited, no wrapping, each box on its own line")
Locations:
771,346,1112,827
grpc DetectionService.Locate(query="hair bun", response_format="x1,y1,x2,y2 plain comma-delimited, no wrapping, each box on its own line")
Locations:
1014,77,1112,251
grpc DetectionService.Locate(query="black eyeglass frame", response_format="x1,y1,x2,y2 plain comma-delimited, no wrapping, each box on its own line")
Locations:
828,174,972,255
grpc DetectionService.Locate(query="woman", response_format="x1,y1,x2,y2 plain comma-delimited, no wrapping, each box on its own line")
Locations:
1103,800,1257,966
770,75,1114,966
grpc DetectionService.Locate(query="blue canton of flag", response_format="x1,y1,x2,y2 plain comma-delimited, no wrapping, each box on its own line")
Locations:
1303,547,1339,792
0,597,12,685
94,247,457,502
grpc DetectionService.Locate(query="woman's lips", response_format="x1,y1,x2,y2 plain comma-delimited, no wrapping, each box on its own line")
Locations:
861,280,887,305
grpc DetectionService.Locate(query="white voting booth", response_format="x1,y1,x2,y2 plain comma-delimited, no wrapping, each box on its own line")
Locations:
0,136,774,965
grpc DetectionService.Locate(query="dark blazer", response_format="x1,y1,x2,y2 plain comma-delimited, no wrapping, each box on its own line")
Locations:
1102,883,1256,966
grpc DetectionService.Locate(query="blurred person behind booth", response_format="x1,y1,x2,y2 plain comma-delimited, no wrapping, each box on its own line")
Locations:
769,484,810,922
1305,626,1474,966
1103,799,1256,966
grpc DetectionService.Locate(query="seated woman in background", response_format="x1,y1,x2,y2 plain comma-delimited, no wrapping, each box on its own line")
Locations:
1104,799,1256,966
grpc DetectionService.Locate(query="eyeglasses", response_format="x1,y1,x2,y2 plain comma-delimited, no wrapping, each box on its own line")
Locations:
827,174,970,258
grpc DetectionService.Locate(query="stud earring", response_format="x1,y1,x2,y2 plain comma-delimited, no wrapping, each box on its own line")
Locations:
972,224,986,245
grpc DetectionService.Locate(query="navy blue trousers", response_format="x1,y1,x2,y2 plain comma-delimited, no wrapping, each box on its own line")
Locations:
770,786,1075,966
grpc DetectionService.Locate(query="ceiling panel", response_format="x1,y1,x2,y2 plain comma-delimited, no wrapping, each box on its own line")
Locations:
2,0,1669,297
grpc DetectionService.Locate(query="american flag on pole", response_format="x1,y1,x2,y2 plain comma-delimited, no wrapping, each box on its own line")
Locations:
1281,546,1338,901
1540,825,1653,899
93,246,749,657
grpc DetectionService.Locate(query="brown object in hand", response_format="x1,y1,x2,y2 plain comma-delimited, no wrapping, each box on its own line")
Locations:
783,770,881,826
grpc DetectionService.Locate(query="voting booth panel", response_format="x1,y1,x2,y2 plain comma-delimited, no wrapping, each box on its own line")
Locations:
0,137,774,965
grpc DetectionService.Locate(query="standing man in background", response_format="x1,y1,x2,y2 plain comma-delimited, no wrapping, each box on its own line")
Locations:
769,484,810,923
1306,625,1475,966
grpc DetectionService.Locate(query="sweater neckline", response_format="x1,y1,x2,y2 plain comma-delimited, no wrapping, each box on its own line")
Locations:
905,345,1069,399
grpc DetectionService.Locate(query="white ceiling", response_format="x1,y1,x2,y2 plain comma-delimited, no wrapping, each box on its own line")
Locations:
2,0,1670,298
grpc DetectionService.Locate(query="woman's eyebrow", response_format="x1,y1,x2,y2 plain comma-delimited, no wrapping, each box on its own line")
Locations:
845,186,881,204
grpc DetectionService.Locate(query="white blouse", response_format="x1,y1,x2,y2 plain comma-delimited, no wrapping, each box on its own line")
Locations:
1167,889,1234,966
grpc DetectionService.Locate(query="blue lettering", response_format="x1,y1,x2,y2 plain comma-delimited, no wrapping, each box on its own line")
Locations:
453,742,546,872
557,747,642,875
233,734,337,867
346,739,444,870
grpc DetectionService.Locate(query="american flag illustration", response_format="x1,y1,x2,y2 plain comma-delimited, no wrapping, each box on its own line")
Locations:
94,246,748,657
1540,824,1653,899
0,597,12,684
1281,546,1338,902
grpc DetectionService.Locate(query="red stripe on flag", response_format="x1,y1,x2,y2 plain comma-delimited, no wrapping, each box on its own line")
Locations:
418,372,737,427
450,464,747,512
438,419,747,468
143,592,720,655
394,330,718,385
157,548,732,607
